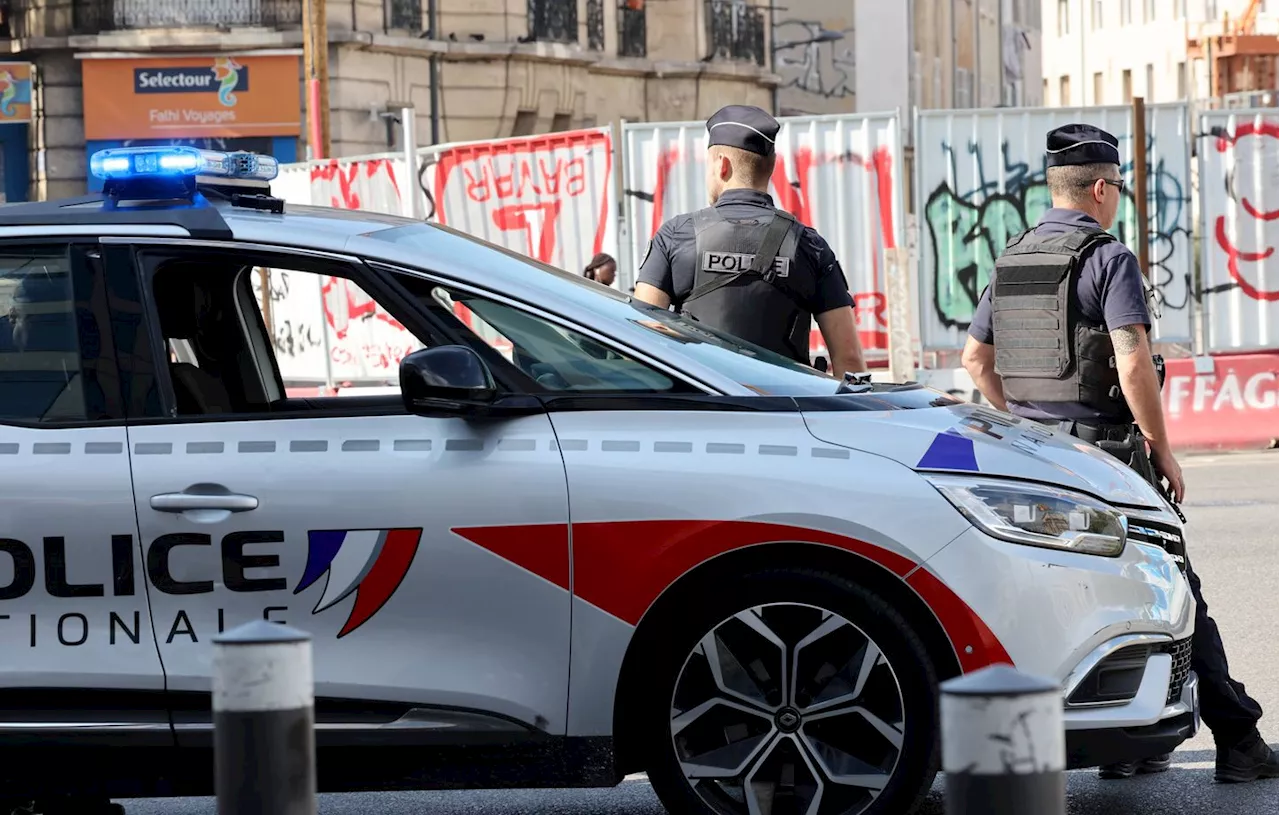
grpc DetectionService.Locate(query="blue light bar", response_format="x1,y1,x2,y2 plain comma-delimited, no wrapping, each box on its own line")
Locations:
89,146,280,184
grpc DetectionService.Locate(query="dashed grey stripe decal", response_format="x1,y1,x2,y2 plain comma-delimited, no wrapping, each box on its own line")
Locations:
707,442,746,454
812,447,851,459
602,440,641,452
1,436,859,461
445,439,483,452
655,441,694,453
498,438,537,452
393,439,432,452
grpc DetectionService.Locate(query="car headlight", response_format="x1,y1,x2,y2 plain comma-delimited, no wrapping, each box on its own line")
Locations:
923,475,1127,557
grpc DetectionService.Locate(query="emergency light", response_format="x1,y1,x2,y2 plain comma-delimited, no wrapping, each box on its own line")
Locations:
89,146,280,184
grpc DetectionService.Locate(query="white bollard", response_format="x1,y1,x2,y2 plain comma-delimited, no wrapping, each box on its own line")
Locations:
940,664,1066,815
212,620,317,815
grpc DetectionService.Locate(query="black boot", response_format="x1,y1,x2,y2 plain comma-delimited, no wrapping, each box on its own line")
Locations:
1215,732,1280,783
1098,752,1172,779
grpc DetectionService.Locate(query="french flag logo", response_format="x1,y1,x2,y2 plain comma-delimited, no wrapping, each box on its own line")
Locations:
294,528,423,638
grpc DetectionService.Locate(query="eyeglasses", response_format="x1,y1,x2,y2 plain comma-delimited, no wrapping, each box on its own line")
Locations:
1100,178,1126,193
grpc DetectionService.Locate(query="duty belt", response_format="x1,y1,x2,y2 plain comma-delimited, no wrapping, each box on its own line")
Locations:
1032,418,1132,444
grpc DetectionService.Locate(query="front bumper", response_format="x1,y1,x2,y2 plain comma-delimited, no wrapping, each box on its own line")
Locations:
1066,670,1200,768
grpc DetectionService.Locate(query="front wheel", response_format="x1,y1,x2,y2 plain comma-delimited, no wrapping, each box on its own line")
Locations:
642,569,941,815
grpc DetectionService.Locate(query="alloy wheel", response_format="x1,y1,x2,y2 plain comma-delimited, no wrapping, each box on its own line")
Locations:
669,602,906,815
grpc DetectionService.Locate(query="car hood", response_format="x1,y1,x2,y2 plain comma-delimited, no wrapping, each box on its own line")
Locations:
799,396,1169,510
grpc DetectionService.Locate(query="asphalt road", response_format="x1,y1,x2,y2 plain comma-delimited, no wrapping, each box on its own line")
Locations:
116,450,1280,815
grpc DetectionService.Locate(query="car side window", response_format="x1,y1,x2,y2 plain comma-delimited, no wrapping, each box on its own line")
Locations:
134,251,436,418
395,273,693,394
0,245,105,423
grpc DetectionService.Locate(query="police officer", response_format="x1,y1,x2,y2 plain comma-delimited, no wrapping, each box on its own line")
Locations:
962,123,1278,784
633,104,865,376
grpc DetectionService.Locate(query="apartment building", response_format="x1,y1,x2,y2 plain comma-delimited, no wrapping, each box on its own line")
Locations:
1042,0,1278,106
774,0,1043,119
0,0,777,200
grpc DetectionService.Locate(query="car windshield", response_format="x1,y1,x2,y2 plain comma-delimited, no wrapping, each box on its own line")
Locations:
363,222,846,396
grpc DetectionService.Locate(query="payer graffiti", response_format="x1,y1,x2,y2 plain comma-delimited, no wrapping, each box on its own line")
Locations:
923,135,1191,339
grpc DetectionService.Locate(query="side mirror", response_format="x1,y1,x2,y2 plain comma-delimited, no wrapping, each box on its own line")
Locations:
399,345,542,419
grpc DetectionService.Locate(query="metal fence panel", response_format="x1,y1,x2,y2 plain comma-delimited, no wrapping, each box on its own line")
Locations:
916,104,1194,350
622,111,906,354
1197,108,1279,353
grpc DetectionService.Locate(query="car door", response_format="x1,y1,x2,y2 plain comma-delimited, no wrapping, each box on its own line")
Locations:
0,238,168,741
110,239,573,743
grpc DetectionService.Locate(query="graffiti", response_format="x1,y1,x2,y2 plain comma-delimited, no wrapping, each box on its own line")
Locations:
310,158,402,211
924,136,1192,332
321,277,406,340
330,341,420,373
773,20,855,104
432,130,614,270
1210,120,1279,302
274,319,323,359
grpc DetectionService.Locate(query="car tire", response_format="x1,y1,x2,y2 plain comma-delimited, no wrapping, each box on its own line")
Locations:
641,568,941,815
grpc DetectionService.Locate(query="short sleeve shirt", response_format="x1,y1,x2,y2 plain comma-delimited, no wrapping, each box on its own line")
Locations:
967,208,1152,420
637,189,854,315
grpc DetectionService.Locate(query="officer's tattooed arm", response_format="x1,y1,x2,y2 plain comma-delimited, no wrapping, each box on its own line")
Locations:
1111,323,1185,503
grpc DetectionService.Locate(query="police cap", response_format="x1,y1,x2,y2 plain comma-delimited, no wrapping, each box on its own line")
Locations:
1045,123,1121,167
707,105,778,158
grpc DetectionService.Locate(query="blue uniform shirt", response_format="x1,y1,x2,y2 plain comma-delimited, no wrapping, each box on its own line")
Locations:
968,207,1151,421
637,189,854,314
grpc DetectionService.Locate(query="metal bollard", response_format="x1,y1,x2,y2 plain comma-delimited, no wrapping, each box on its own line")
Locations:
212,620,318,815
940,664,1066,815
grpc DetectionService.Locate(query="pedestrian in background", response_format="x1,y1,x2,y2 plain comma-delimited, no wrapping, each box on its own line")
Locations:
583,253,617,287
633,104,865,377
962,122,1278,785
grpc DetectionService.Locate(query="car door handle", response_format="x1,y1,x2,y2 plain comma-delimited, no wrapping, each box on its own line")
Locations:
151,490,259,513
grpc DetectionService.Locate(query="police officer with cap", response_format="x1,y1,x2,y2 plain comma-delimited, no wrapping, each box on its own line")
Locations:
963,123,1278,784
634,104,865,377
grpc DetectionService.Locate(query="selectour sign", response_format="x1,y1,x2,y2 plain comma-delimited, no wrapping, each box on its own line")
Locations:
80,54,298,140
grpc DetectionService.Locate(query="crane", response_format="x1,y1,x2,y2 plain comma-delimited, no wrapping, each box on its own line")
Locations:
1186,0,1277,99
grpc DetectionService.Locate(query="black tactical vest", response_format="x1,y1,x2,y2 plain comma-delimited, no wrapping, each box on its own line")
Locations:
679,206,809,363
990,226,1132,420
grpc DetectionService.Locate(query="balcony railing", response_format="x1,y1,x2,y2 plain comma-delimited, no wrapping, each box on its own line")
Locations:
704,0,764,66
11,0,302,36
617,0,644,57
528,0,576,43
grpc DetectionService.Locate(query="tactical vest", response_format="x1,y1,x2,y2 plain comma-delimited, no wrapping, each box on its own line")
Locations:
680,206,810,363
990,226,1132,420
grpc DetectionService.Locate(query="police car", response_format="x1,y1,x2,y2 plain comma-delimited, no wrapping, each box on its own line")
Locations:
0,147,1197,815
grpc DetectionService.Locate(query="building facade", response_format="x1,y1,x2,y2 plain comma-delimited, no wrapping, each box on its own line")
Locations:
1041,0,1278,107
773,0,1044,119
2,0,777,200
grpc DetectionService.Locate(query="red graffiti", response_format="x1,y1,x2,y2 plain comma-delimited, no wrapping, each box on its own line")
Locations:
492,201,564,264
309,158,401,210
321,276,406,339
463,157,587,204
434,130,614,265
1213,119,1279,302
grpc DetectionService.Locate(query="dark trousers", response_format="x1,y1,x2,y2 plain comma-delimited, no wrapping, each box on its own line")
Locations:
1047,419,1263,748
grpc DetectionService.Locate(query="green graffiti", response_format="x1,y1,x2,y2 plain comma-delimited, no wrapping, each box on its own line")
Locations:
926,139,1189,332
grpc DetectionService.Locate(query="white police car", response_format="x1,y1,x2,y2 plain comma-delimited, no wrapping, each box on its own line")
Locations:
0,148,1197,815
